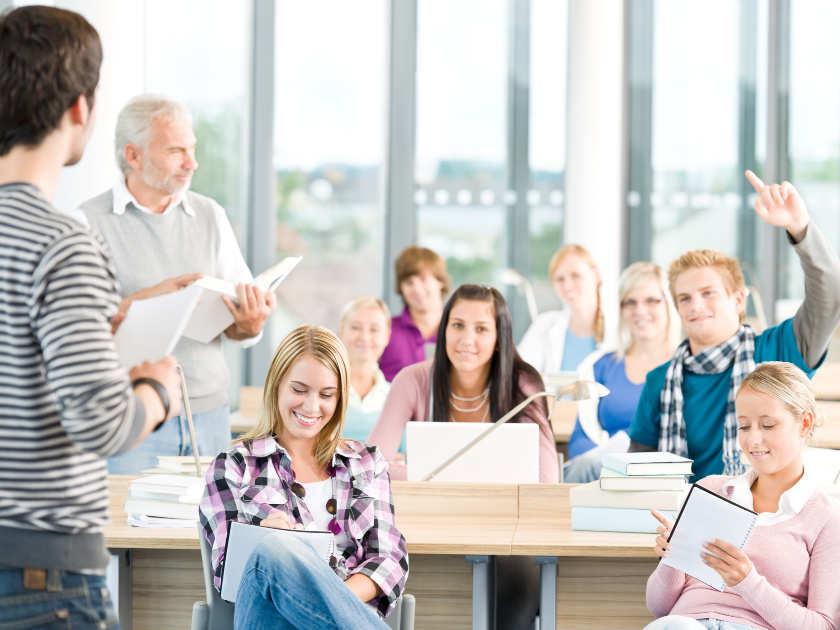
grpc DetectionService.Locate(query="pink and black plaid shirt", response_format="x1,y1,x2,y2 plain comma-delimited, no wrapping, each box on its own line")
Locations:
199,437,408,617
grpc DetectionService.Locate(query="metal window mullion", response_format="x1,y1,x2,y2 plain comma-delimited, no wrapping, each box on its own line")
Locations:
245,0,276,385
382,0,418,314
507,0,531,341
625,0,654,264
764,0,790,322
737,0,760,311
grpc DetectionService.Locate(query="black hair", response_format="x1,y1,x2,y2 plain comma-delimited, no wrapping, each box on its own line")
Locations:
431,284,546,424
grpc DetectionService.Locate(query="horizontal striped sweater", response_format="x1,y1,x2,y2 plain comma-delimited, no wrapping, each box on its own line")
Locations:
0,183,145,571
646,475,840,630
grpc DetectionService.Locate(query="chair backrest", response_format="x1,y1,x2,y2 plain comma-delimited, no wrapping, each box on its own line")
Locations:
197,523,235,630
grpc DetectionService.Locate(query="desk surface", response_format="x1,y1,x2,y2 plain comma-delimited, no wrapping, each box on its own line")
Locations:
105,477,518,555
511,485,655,558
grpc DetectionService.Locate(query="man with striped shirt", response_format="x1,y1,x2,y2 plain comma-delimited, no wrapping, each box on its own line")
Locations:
0,7,182,628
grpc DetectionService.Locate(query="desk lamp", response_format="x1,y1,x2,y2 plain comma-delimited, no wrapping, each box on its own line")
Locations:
501,268,540,324
422,380,610,481
176,365,204,477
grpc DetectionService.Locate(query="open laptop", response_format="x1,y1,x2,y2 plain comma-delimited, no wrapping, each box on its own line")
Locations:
405,421,540,483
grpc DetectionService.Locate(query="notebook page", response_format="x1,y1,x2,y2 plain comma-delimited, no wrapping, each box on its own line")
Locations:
220,521,333,603
660,484,757,591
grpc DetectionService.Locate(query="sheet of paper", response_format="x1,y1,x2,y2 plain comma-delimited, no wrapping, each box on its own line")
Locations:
661,484,757,591
220,521,332,603
113,285,202,370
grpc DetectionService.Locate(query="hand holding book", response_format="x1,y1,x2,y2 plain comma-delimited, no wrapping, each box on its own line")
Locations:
651,508,674,560
700,538,754,588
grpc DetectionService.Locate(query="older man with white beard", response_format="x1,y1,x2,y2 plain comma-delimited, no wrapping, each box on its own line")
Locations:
78,94,276,473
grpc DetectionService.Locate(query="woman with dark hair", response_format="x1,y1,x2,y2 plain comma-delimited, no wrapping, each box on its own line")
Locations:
368,284,558,483
368,284,555,629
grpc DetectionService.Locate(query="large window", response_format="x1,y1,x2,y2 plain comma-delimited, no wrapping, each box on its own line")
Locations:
627,0,768,320
271,0,388,339
414,0,567,338
144,0,252,403
784,1,840,309
414,0,508,288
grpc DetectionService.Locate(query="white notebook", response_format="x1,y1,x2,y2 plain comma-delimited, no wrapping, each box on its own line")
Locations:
220,521,333,603
661,484,758,591
113,284,202,369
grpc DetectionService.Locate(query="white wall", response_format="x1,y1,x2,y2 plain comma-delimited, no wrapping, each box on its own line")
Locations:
53,0,146,212
564,0,626,313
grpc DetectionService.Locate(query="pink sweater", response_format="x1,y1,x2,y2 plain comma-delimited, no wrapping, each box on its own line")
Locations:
366,359,560,483
646,475,840,630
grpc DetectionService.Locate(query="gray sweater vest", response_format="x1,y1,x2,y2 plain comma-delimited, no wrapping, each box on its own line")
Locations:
80,189,229,413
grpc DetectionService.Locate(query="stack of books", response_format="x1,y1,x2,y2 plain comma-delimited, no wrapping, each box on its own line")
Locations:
570,452,692,534
124,475,204,527
141,455,214,476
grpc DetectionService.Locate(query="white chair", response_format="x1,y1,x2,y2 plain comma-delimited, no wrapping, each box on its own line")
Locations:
191,524,415,630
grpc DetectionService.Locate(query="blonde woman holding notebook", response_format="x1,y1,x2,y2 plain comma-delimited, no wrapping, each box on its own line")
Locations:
199,325,407,629
644,362,840,630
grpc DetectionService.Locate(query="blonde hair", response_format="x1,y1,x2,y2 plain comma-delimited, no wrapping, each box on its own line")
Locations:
237,325,350,469
338,295,391,331
394,245,451,298
615,261,679,359
668,249,747,323
548,244,604,343
736,361,823,441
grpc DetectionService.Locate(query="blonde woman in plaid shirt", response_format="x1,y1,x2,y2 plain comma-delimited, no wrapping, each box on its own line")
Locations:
199,325,408,629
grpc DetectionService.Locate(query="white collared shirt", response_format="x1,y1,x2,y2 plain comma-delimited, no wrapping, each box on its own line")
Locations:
348,366,390,413
74,177,261,348
722,465,816,526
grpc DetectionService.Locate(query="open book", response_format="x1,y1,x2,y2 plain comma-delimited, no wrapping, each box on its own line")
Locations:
661,484,758,591
182,256,302,344
220,521,332,603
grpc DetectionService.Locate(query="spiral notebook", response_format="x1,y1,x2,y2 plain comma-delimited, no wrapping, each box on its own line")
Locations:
661,483,758,591
220,521,333,603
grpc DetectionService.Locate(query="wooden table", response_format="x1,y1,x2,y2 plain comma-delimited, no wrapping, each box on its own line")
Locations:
106,477,519,630
512,485,657,630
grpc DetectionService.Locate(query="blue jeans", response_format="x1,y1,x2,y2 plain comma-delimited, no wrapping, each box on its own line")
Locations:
644,616,756,630
562,449,604,483
234,533,389,630
107,404,231,474
0,568,118,630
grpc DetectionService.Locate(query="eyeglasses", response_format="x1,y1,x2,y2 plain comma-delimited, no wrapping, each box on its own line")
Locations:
620,297,665,310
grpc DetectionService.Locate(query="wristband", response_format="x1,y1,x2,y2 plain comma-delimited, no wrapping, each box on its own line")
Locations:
132,377,170,429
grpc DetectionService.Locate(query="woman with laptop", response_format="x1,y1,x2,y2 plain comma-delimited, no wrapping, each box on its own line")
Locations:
199,325,408,628
644,362,840,629
368,283,557,630
564,261,679,483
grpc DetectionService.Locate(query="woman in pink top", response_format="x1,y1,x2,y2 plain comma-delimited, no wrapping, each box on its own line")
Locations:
368,283,558,630
368,283,558,483
645,361,840,630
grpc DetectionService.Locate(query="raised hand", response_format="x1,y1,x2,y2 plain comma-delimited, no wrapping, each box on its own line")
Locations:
651,509,674,559
701,538,753,587
745,170,810,242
